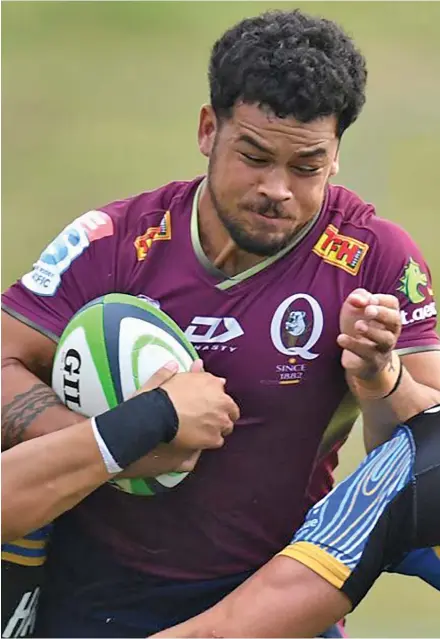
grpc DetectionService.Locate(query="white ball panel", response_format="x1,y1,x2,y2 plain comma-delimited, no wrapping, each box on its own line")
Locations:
154,472,190,488
118,317,194,400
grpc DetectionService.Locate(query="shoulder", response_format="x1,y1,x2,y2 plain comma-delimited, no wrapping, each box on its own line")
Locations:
97,177,202,238
325,185,428,278
327,184,422,253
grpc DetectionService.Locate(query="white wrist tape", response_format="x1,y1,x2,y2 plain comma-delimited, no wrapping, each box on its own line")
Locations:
90,417,123,474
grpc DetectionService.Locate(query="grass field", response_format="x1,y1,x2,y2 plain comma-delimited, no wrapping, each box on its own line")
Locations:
2,2,439,636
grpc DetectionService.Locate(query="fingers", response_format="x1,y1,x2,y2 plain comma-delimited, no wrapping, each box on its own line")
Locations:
337,333,390,360
224,396,240,423
341,291,401,364
353,322,397,353
345,288,373,308
346,300,401,355
347,289,400,312
139,360,179,393
363,305,401,330
190,359,204,373
368,294,400,310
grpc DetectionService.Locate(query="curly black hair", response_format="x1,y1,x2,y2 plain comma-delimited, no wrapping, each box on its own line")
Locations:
209,9,367,137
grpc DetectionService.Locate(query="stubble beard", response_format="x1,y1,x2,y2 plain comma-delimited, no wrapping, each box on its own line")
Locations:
206,155,297,258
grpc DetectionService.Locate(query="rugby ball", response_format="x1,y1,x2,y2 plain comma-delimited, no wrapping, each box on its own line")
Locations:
51,293,198,495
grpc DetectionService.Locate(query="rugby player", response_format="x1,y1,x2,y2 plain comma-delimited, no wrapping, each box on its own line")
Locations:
2,9,440,638
2,361,238,637
156,404,440,637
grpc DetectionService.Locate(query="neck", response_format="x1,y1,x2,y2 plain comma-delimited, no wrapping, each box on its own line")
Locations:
198,184,269,277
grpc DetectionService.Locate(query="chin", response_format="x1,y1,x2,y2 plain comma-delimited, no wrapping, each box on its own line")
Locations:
235,234,291,257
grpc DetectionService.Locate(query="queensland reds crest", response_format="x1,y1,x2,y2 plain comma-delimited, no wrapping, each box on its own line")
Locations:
270,294,324,360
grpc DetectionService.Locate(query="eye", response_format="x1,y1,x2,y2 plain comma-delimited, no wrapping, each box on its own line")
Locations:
294,166,321,175
240,153,268,166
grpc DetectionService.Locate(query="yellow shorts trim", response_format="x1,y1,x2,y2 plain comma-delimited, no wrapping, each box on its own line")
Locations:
6,537,46,550
278,541,351,589
1,551,46,567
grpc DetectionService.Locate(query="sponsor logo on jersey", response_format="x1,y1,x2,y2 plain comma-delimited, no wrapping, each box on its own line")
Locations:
397,257,431,304
21,211,113,296
397,258,436,326
400,301,437,326
134,211,171,261
185,316,244,353
313,224,369,275
262,294,324,385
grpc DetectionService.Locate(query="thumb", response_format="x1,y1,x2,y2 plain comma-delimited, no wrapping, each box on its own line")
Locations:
141,360,179,392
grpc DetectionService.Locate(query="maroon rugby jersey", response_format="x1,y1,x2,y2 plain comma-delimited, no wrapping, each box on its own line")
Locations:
3,176,439,580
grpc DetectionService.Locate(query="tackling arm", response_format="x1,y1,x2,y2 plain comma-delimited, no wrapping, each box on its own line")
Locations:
154,557,350,638
1,312,83,449
2,419,112,542
154,406,440,639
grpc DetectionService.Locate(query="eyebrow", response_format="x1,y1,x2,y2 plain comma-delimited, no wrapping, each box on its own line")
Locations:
237,134,328,159
297,147,328,159
237,134,274,155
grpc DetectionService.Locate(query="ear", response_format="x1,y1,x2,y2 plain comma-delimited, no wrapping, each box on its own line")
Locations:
329,149,340,177
198,104,218,158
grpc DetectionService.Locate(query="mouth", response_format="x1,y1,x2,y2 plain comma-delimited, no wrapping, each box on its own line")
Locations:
252,211,291,227
255,210,281,220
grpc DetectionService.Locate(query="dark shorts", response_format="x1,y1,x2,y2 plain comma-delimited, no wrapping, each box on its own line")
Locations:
33,518,253,638
1,525,52,638
34,522,345,638
280,406,440,608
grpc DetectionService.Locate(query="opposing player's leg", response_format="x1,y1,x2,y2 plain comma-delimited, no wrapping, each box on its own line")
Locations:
154,406,440,638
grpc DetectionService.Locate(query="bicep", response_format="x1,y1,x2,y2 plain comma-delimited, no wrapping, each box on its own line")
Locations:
1,312,82,448
1,310,57,383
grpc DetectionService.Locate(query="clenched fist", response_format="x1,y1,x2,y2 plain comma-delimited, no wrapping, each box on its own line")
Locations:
119,360,239,479
338,288,402,381
139,359,239,450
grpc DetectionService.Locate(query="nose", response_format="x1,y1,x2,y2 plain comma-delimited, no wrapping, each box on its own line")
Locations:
257,168,292,203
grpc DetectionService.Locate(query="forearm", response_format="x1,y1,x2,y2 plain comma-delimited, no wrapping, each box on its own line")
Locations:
2,386,187,540
1,359,83,449
1,420,111,542
154,557,351,639
359,378,440,451
349,352,440,451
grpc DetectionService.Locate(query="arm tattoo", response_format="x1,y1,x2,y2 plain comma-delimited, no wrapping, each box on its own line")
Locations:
2,383,64,449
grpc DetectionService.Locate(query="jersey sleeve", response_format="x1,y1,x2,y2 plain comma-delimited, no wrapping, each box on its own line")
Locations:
2,209,119,340
364,219,439,354
278,427,415,608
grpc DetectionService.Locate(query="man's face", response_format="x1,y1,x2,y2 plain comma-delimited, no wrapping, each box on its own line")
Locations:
198,103,339,256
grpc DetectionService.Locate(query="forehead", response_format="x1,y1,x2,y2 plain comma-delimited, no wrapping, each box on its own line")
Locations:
226,103,337,153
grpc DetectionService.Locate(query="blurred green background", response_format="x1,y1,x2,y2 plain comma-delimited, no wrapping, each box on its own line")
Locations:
2,1,439,636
